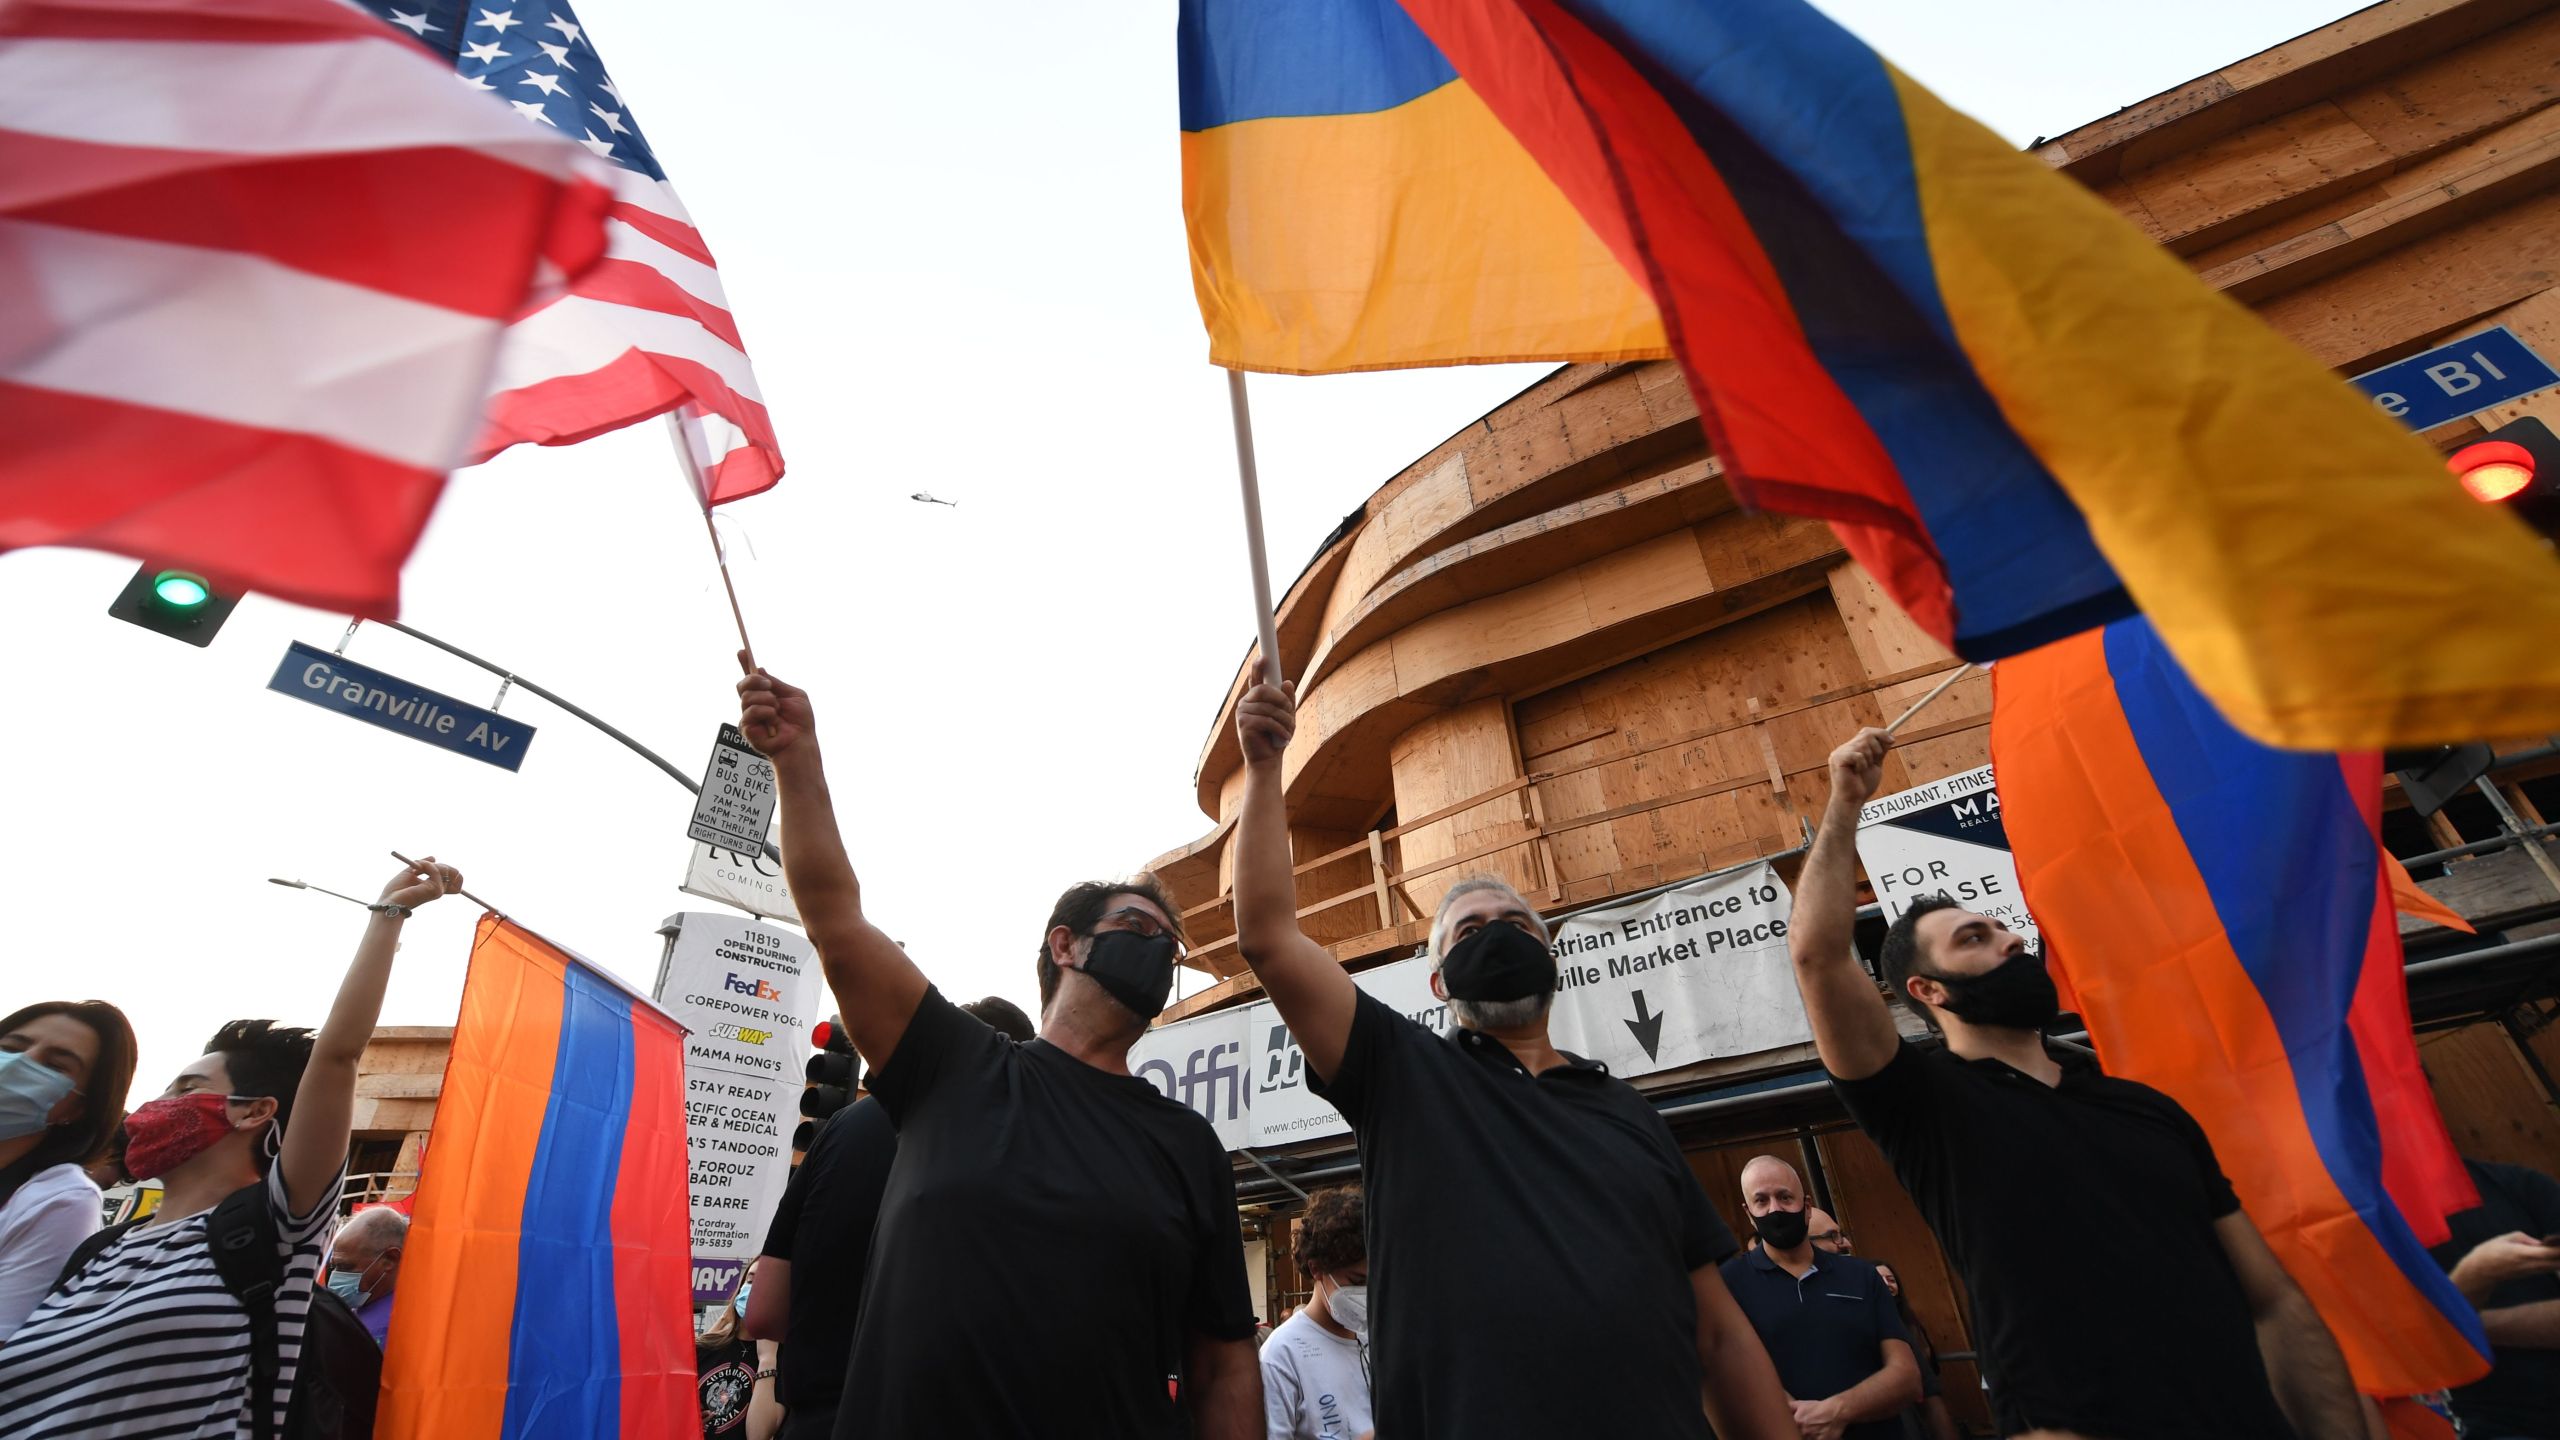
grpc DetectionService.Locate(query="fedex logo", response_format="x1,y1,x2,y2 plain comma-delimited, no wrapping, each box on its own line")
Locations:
723,973,782,1001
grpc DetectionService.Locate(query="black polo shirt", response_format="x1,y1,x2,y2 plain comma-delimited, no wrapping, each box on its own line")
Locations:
835,987,1256,1439
2429,1158,2560,1439
1308,988,1737,1439
759,1095,894,1416
1833,1039,2293,1440
1718,1247,1911,1440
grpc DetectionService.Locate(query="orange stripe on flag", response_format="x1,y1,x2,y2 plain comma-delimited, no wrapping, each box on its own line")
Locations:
377,916,568,1440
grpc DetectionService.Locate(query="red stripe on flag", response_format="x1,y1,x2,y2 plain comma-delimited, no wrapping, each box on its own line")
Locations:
1394,0,1951,641
608,202,712,267
607,1001,697,1440
568,256,744,351
4,129,593,319
0,0,393,44
0,381,440,615
474,348,779,504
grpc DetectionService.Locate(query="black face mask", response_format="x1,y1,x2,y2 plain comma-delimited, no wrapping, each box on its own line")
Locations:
1921,947,2060,1032
1750,1206,1810,1252
1439,921,1557,1003
1078,929,1178,1022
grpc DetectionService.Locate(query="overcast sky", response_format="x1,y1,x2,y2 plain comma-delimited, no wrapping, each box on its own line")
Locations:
4,0,2367,1099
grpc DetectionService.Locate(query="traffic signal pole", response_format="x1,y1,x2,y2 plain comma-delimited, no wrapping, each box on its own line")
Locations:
371,619,781,863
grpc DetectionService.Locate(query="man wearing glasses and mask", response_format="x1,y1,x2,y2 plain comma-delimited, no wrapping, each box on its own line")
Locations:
1228,680,1797,1440
737,664,1259,1440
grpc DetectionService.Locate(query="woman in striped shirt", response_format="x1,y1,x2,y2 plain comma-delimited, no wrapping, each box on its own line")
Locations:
0,857,463,1439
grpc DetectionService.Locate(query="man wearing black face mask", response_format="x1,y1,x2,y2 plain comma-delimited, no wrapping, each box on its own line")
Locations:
1789,726,2364,1440
1722,1155,1917,1440
1230,679,1796,1440
737,665,1260,1440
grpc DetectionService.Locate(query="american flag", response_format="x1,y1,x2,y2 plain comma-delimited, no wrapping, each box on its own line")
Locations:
0,0,611,617
353,0,782,503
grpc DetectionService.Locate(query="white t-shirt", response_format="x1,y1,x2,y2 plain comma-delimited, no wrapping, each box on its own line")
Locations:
0,1163,101,1339
1260,1308,1373,1440
0,1162,341,1439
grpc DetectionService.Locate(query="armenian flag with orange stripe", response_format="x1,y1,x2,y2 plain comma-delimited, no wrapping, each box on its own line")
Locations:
1992,618,2488,1396
378,916,695,1440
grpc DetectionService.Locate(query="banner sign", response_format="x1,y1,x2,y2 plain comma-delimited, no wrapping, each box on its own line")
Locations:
1129,864,1802,1153
267,642,535,771
1854,765,2040,950
681,833,800,924
653,911,819,1302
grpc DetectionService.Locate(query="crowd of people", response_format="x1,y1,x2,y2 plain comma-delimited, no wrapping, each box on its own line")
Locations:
0,665,2555,1439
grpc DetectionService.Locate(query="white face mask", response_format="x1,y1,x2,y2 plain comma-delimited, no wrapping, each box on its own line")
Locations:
1326,1281,1369,1339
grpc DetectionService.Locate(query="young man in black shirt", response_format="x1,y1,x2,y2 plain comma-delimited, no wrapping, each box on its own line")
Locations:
1722,1155,1918,1440
2430,1156,2560,1439
744,996,1035,1440
1791,725,2364,1440
1230,679,1795,1439
739,666,1260,1440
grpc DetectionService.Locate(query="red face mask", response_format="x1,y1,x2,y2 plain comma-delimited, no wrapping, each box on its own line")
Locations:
125,1092,249,1181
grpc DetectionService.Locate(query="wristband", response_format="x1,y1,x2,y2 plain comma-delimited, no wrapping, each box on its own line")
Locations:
369,901,413,919
754,1368,777,1381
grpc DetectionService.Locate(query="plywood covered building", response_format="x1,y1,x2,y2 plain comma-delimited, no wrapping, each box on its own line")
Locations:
1144,1,2560,1419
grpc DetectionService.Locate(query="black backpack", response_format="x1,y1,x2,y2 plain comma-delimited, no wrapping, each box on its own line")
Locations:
55,1184,381,1440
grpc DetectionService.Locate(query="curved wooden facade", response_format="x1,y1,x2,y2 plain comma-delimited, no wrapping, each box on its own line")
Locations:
1150,0,2560,1022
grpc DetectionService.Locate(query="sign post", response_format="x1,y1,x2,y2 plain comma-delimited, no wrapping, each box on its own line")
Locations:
652,911,819,1303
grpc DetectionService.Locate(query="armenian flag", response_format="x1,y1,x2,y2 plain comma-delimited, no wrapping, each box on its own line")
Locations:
378,916,695,1440
1992,617,2487,1394
1180,0,2560,749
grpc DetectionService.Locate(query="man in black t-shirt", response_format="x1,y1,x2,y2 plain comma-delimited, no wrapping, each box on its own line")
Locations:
2429,1157,2560,1439
739,667,1260,1440
1789,725,2363,1440
744,998,1034,1440
1229,680,1796,1439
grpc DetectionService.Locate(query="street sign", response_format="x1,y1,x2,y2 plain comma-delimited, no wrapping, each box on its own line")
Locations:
266,642,535,771
689,724,777,857
2349,326,2560,433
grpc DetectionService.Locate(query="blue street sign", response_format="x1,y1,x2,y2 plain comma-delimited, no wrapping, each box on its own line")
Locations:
266,641,536,771
2349,325,2560,432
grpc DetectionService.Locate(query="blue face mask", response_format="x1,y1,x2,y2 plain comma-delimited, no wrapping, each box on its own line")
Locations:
326,1269,366,1306
0,1051,77,1142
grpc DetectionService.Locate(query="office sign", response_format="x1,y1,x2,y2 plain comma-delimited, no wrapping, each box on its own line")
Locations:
266,642,535,771
2349,326,2560,433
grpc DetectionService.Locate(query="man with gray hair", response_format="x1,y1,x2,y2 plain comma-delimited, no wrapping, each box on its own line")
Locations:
324,1204,406,1346
1231,679,1794,1440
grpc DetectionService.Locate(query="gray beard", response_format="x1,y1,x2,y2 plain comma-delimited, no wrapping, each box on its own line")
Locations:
1448,991,1553,1031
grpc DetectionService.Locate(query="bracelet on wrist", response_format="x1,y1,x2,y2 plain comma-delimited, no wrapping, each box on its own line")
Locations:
368,901,413,920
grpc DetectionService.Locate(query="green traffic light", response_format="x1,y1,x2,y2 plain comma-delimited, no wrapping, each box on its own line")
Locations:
152,571,211,610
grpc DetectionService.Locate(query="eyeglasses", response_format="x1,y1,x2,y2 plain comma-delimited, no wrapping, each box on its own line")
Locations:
1095,906,1185,955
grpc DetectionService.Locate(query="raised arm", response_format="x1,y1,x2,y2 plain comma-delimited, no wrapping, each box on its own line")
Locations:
1233,681,1358,1082
739,661,927,1072
1791,728,1902,1081
282,857,458,1218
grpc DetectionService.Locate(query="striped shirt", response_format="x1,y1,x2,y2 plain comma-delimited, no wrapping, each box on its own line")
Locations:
0,1164,342,1439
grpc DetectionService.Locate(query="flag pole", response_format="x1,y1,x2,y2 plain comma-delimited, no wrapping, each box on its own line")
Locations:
1226,369,1284,686
1886,663,1977,736
665,410,759,673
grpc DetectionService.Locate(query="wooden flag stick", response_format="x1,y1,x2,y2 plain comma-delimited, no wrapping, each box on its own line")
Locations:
665,410,758,673
1226,369,1285,686
1886,663,1977,736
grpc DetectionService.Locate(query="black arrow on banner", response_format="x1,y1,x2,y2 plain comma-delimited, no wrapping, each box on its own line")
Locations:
1624,990,1665,1062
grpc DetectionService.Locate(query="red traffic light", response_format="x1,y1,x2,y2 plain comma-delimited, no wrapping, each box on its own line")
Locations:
812,1018,836,1051
2449,439,2536,502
